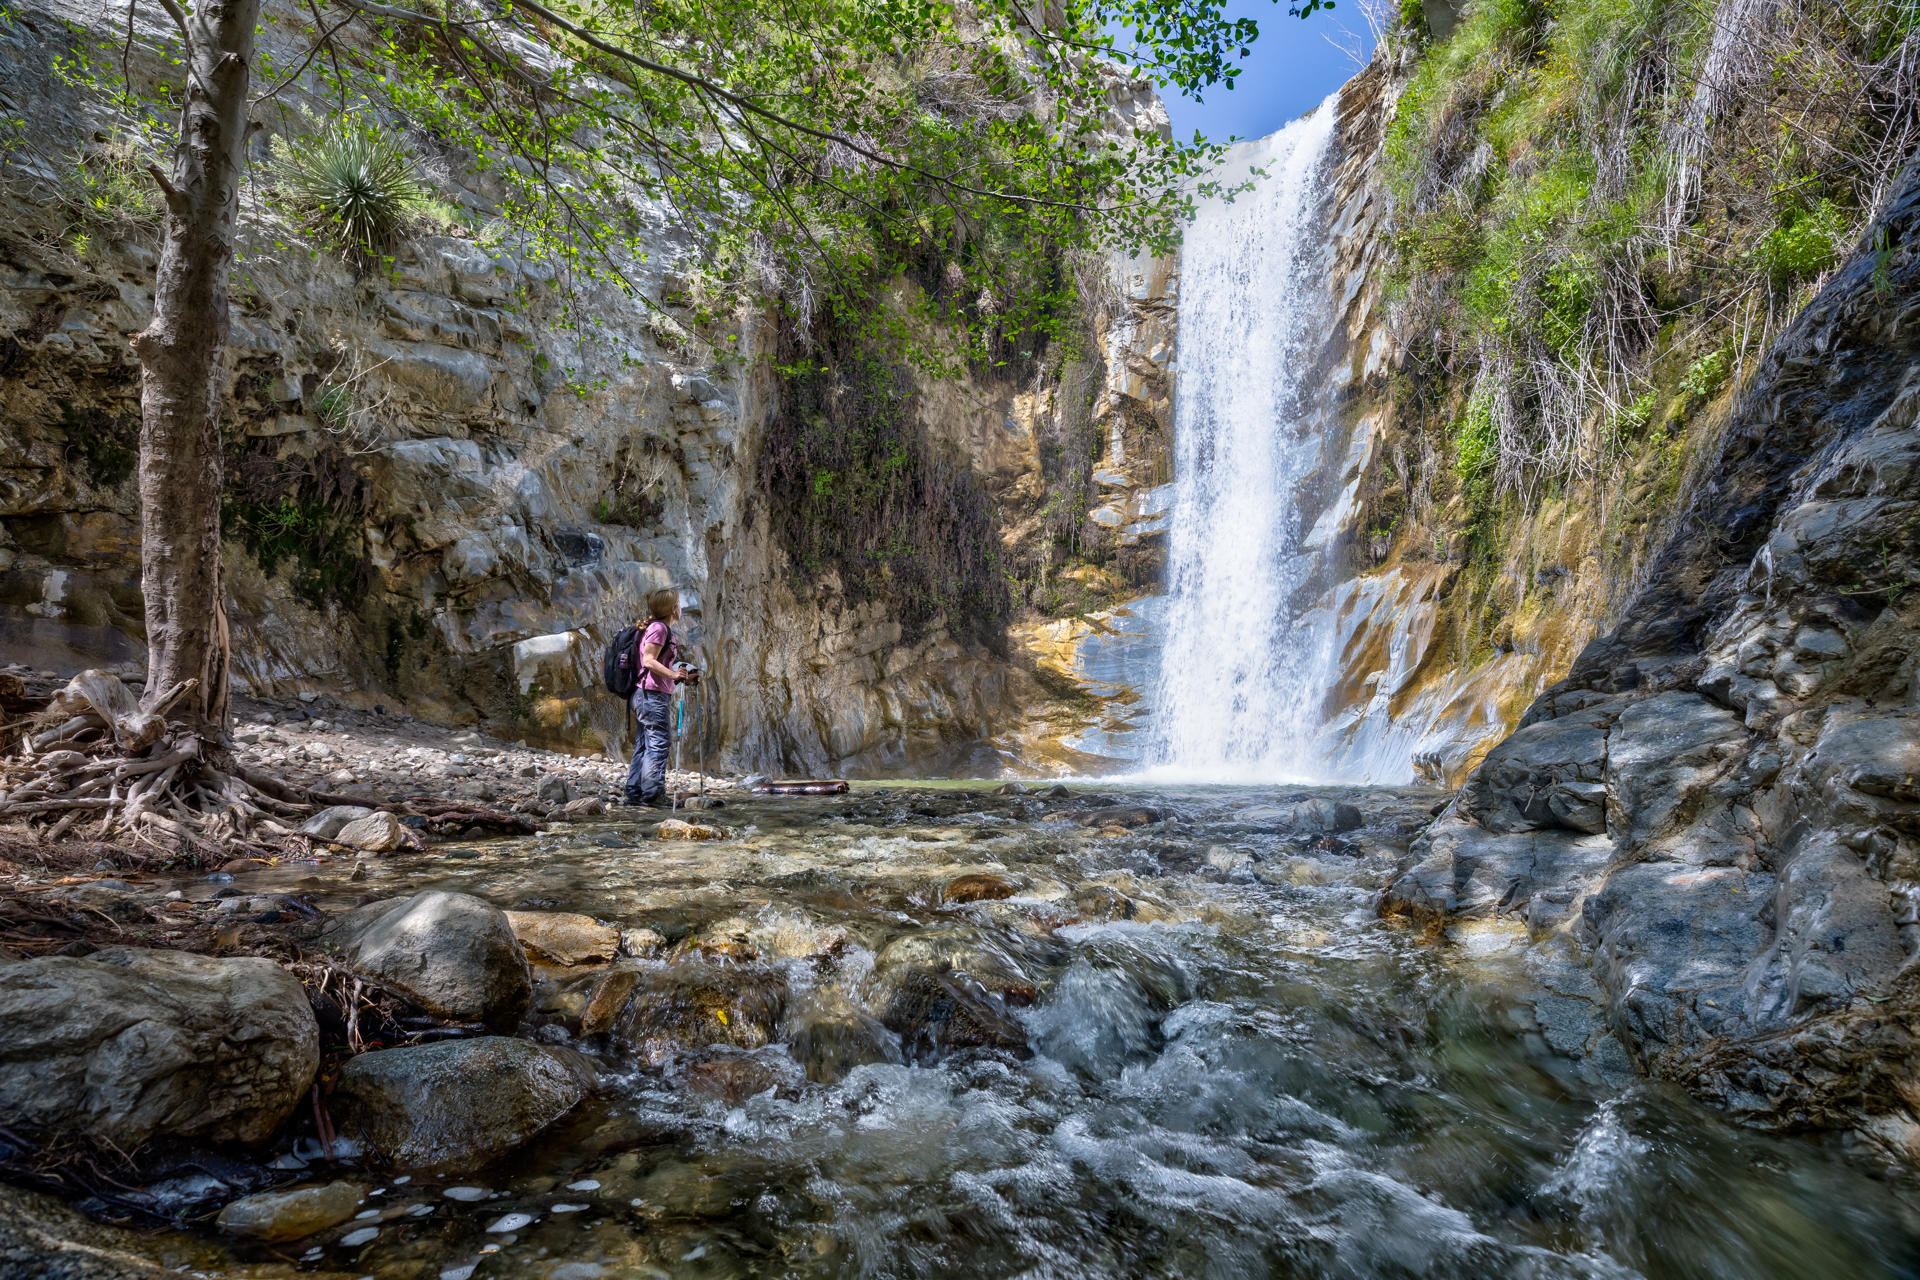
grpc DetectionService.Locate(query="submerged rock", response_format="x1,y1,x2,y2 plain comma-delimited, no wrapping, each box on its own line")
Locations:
657,818,725,841
215,1182,365,1242
332,1037,591,1174
1077,805,1165,829
507,911,620,966
787,1005,902,1083
1234,797,1363,834
880,968,1029,1063
579,966,642,1035
943,873,1018,903
610,961,787,1066
323,890,531,1028
0,948,317,1148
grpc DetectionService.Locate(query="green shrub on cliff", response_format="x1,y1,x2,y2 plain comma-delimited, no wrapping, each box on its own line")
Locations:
1757,198,1851,285
1382,0,1917,501
271,119,432,257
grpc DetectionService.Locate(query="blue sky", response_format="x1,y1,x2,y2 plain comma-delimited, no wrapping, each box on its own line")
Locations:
1155,2,1379,144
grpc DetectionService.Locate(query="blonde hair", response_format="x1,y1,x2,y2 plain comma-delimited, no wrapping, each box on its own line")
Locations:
646,588,679,622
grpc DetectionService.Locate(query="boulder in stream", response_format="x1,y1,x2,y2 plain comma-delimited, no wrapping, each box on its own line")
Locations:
657,818,725,841
215,1182,365,1241
943,873,1018,904
506,910,621,966
300,805,375,839
610,961,787,1066
881,968,1029,1062
335,811,420,853
0,948,317,1147
322,890,532,1028
332,1037,592,1174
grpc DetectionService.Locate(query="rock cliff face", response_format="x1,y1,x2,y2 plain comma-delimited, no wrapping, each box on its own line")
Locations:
1385,159,1920,1145
0,0,1176,775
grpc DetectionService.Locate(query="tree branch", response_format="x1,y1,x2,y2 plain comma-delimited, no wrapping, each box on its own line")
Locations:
152,0,193,46
334,0,1111,213
251,5,361,106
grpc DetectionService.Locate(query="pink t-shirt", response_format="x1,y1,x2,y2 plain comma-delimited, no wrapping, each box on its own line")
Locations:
638,621,676,694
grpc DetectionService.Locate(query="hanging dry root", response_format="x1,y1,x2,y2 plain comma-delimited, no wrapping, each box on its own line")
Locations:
0,670,317,864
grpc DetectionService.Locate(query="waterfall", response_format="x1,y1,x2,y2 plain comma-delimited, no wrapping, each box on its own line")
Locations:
1149,100,1347,783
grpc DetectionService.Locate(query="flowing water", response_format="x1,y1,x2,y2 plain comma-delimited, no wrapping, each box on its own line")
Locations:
146,786,1920,1279
1148,101,1365,784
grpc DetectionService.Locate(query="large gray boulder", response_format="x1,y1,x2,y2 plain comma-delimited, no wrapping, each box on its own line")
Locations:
322,890,531,1028
331,1037,590,1174
1461,711,1612,835
0,948,317,1147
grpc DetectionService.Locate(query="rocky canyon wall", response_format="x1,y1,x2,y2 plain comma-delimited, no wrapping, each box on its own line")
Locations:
1386,156,1920,1148
0,0,1175,776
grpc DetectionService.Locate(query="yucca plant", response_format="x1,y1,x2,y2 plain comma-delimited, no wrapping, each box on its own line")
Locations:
273,118,426,256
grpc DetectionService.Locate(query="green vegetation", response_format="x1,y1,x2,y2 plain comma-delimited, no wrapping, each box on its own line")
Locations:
223,437,371,612
1758,198,1851,285
760,312,1009,650
1382,0,1917,502
271,118,433,257
1366,0,1917,672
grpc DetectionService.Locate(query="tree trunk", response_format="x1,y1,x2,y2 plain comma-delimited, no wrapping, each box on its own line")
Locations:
128,0,258,739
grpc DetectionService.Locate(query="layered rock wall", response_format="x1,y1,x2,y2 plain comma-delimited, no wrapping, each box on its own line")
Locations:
1385,159,1920,1143
0,0,1176,775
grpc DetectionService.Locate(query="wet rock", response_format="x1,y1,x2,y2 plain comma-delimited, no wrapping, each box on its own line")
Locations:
1236,797,1363,834
580,966,642,1036
1383,819,1614,934
996,781,1028,795
1461,712,1612,835
619,927,668,957
674,1049,804,1104
1204,846,1254,877
1077,805,1164,829
610,962,787,1066
323,890,532,1028
1604,692,1749,858
657,819,724,841
874,929,1034,996
506,911,620,966
561,796,607,818
0,948,318,1147
215,1182,365,1242
881,968,1029,1062
787,1005,902,1083
942,873,1017,904
332,1037,591,1175
335,811,420,854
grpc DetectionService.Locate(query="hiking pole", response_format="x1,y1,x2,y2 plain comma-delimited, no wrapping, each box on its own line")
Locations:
672,680,685,813
697,672,707,799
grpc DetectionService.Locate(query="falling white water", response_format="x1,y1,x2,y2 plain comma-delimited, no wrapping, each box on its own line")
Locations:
1148,101,1345,783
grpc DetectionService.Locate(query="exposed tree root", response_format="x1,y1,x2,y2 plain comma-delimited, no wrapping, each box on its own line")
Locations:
0,671,318,865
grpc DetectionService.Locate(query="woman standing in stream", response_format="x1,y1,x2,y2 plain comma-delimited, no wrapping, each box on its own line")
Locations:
623,588,698,808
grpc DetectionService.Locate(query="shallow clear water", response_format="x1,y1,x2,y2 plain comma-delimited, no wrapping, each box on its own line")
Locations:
167,785,1920,1279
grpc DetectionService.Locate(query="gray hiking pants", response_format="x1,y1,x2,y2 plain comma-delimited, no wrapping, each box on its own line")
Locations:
626,689,671,803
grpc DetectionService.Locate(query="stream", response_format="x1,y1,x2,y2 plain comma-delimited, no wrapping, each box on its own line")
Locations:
126,783,1920,1280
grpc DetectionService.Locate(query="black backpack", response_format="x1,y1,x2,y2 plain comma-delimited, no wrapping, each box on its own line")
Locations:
602,625,643,698
602,623,674,697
